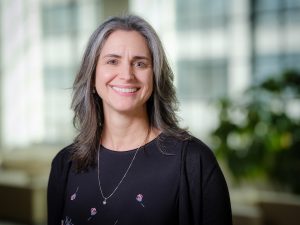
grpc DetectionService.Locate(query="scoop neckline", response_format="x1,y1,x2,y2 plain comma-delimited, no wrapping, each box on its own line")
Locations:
100,132,163,154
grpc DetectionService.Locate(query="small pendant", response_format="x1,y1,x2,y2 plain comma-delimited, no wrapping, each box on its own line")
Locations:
103,199,107,205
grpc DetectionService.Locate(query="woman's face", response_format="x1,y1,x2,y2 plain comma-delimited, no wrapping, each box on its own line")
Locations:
95,30,153,116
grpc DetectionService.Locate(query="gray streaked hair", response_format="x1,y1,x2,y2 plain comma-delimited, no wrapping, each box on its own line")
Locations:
71,15,188,170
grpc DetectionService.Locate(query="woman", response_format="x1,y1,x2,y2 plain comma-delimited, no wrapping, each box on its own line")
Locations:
47,15,232,225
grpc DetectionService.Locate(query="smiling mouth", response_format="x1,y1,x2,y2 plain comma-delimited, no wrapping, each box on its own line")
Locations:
112,86,139,93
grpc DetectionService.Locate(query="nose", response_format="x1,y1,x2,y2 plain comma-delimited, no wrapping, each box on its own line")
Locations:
119,61,134,80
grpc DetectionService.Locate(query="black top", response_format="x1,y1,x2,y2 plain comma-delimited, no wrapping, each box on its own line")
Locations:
48,134,232,225
62,136,181,225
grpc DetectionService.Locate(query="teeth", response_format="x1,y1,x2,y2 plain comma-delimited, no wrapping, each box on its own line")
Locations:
112,86,138,93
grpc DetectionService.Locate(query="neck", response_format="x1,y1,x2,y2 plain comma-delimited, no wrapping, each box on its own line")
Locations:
101,109,153,151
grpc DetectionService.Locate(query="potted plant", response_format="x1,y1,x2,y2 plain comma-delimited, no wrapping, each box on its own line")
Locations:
211,70,300,193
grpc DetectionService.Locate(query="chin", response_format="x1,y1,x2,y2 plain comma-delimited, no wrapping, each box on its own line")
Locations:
114,104,146,114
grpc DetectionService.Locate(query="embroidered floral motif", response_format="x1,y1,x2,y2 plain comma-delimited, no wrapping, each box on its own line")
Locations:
70,187,79,201
136,194,145,207
87,207,97,221
91,208,97,216
62,216,74,225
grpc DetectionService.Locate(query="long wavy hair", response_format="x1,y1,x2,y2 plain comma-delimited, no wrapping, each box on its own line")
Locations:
71,15,189,170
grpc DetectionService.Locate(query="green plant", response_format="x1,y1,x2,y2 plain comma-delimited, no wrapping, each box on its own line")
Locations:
211,70,300,193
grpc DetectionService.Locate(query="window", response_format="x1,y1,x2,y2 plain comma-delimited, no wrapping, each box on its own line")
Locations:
43,66,74,144
177,59,228,100
254,53,300,82
41,2,80,144
42,1,78,36
251,0,300,80
176,0,230,30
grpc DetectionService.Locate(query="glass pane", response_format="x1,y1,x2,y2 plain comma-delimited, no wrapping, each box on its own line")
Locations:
285,0,300,8
283,53,300,70
256,11,281,25
255,0,281,11
285,9,300,23
42,2,78,36
177,59,227,100
254,54,282,82
176,0,229,30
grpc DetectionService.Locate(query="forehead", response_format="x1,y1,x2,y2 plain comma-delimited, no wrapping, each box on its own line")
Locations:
100,30,151,56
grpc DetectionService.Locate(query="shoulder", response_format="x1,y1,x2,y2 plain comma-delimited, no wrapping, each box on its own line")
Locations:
184,136,217,165
50,144,74,172
48,144,74,223
160,133,218,167
48,144,74,189
180,135,220,181
179,136,232,224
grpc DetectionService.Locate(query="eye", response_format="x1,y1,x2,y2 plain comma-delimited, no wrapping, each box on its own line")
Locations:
134,61,147,68
107,59,118,65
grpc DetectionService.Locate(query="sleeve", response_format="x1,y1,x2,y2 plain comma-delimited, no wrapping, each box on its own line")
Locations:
202,162,232,225
47,147,72,225
182,138,232,225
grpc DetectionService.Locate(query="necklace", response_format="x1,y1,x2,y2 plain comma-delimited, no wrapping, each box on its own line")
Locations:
97,133,149,205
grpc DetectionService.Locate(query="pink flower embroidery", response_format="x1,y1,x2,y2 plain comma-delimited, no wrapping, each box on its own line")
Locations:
91,208,97,216
87,208,97,221
136,194,145,207
70,194,76,200
70,187,79,201
62,217,74,225
136,194,143,202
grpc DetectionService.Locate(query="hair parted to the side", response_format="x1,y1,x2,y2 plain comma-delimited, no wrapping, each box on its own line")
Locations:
71,15,189,170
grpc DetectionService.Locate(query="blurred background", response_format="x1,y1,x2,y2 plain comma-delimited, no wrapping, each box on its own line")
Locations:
0,0,300,224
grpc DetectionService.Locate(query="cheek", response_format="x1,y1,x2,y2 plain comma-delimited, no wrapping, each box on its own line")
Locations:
143,75,154,100
95,66,116,85
95,67,111,87
147,74,154,93
94,70,107,97
95,73,103,87
148,80,154,94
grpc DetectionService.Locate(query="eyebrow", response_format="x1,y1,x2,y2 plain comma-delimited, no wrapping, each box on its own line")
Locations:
102,54,121,59
102,54,151,61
